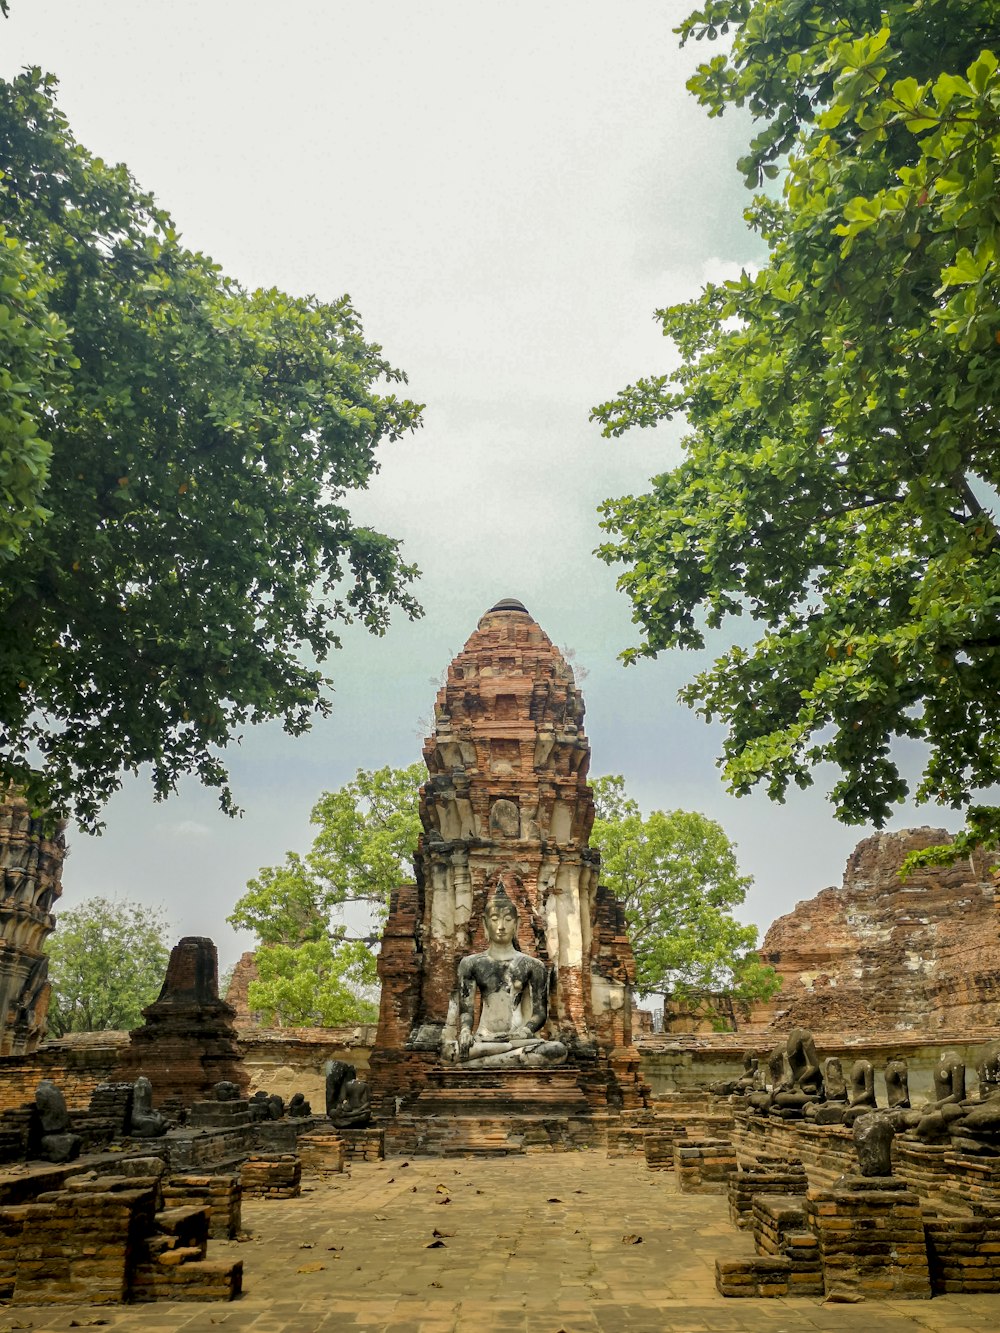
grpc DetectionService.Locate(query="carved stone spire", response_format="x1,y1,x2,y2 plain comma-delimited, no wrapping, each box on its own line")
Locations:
0,788,65,1055
371,601,643,1115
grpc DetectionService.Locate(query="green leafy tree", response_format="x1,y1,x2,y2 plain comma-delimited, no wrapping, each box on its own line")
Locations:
45,896,170,1035
230,762,423,1026
0,219,73,561
248,939,379,1027
591,776,778,1024
593,2,1000,864
0,71,422,831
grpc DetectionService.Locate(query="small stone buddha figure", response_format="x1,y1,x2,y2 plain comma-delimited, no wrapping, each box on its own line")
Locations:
823,1057,849,1103
129,1075,168,1138
748,1044,786,1114
445,883,567,1068
885,1057,911,1109
34,1079,82,1163
807,1056,852,1124
771,1028,824,1116
949,1042,1000,1150
914,1051,968,1140
842,1059,877,1126
709,1051,758,1098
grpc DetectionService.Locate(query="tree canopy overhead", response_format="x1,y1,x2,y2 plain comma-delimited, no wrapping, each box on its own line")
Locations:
0,70,422,830
594,1,1000,855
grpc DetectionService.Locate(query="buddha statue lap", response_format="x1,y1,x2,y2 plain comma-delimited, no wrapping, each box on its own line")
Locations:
443,884,567,1069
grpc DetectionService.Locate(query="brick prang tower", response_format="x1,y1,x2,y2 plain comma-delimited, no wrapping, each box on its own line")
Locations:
369,599,646,1124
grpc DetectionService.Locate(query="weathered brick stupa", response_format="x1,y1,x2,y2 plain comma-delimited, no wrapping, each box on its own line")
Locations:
0,789,65,1056
118,936,247,1109
369,599,646,1150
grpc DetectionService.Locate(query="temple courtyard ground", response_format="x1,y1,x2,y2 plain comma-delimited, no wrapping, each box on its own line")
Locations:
3,1152,999,1333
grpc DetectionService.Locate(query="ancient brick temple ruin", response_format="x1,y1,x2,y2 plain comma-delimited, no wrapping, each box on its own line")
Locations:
0,790,65,1057
369,599,647,1151
744,827,1000,1037
118,937,248,1109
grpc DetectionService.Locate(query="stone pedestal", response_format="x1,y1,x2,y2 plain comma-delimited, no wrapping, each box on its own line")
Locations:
752,1195,822,1294
240,1154,301,1199
674,1138,738,1193
806,1177,931,1299
728,1161,806,1228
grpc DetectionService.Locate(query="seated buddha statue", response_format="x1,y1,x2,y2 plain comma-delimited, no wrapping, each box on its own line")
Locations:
444,883,567,1069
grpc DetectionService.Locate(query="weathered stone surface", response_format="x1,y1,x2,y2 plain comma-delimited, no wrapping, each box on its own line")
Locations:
118,938,247,1107
853,1111,895,1176
747,829,1000,1035
0,790,65,1056
369,600,646,1123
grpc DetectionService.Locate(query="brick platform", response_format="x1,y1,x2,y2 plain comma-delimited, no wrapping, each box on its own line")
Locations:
807,1176,932,1299
674,1138,737,1193
240,1154,301,1199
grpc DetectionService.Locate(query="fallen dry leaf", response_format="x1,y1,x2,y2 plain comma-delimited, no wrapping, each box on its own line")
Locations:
400,1161,410,1168
435,1183,449,1193
298,1242,314,1249
430,1279,442,1288
622,1234,643,1245
425,1239,447,1249
437,1196,451,1205
296,1262,326,1273
432,1228,452,1238
547,1197,563,1203
373,1213,388,1221
386,1177,395,1183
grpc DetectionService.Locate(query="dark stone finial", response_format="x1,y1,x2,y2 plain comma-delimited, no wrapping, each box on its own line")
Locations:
488,597,529,614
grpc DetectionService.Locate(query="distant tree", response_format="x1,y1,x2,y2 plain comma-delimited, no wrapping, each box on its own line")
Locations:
248,939,379,1028
45,896,170,1035
229,762,423,1026
0,70,422,830
593,0,1000,865
591,776,778,1024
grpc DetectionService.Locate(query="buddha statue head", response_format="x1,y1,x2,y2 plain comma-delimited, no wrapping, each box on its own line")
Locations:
483,881,519,952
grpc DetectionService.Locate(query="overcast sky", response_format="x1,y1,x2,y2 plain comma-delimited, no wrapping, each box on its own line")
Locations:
2,2,962,969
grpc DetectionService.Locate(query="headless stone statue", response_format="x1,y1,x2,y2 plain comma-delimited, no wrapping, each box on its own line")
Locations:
445,883,567,1069
287,1092,311,1118
842,1059,877,1126
772,1028,824,1117
325,1059,371,1128
34,1079,81,1163
748,1044,786,1114
885,1058,910,1109
129,1075,167,1138
950,1043,1000,1151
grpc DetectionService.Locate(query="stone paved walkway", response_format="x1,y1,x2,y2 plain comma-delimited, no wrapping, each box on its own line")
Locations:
3,1152,999,1332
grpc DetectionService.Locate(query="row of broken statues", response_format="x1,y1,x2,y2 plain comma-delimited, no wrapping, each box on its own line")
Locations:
711,1030,1000,1161
29,1058,372,1165
0,1063,376,1306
